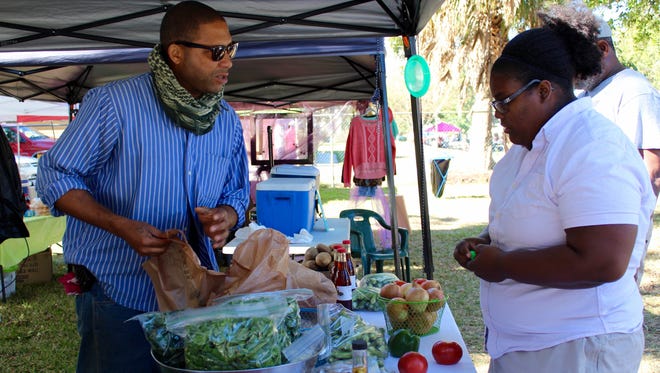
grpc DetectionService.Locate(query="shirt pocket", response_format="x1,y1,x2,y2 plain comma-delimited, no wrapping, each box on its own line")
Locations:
196,153,230,207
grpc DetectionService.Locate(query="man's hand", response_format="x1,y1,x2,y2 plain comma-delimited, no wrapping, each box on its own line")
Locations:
114,220,170,256
195,206,237,249
54,189,170,256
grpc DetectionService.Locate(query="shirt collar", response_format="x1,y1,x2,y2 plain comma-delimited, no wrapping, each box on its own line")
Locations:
587,69,625,97
531,97,593,149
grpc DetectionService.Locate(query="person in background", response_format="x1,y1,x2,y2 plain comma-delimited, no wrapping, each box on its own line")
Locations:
576,18,660,195
558,5,660,285
0,130,28,242
36,1,249,372
454,10,654,373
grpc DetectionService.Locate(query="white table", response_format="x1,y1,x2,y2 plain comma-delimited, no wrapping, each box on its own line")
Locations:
222,218,350,255
357,304,477,373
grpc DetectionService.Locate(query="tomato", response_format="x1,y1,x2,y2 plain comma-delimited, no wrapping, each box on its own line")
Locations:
413,278,427,285
398,351,428,373
432,340,463,365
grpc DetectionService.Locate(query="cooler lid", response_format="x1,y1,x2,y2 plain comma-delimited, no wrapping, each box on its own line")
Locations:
271,164,320,177
256,177,315,191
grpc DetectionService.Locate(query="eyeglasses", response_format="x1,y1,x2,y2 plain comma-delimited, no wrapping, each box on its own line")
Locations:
491,79,541,114
173,40,239,61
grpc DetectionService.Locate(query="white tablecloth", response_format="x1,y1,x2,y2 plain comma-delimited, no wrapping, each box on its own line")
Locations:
357,304,477,372
222,218,350,255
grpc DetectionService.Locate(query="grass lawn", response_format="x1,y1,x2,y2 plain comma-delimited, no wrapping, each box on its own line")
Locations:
0,189,657,372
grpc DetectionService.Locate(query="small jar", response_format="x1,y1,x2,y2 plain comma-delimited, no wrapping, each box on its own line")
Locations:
352,339,368,373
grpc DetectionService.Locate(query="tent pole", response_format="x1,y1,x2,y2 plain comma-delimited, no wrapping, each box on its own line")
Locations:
403,35,434,280
377,41,401,281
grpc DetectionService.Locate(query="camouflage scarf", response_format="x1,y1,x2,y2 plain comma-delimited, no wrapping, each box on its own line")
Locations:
148,44,223,135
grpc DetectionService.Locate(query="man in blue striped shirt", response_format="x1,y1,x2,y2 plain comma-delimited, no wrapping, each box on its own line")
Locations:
36,2,249,372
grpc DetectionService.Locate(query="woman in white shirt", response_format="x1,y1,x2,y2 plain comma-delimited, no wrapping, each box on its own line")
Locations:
453,12,655,373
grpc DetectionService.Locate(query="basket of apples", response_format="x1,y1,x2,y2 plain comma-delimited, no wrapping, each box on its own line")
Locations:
378,278,446,336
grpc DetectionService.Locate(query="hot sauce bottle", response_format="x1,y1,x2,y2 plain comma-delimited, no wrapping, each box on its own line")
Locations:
334,249,353,310
342,239,356,290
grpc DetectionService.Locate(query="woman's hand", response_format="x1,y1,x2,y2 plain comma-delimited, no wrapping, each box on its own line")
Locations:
465,244,507,283
454,237,489,268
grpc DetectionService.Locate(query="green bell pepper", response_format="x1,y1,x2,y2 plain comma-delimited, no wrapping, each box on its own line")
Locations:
387,328,420,358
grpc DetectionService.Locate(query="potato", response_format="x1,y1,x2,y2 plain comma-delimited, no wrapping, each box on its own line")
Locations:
315,251,333,268
316,243,332,253
303,259,319,270
304,247,318,261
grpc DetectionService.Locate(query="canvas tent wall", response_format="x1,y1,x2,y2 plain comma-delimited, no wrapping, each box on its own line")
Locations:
0,0,444,279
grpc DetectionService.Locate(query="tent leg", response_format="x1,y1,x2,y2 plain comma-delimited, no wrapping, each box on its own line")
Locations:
377,45,402,280
403,35,434,280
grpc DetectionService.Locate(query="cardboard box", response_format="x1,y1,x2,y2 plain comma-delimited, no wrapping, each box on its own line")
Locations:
16,248,53,284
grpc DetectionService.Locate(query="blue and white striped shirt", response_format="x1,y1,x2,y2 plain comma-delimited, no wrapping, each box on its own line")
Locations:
37,73,250,311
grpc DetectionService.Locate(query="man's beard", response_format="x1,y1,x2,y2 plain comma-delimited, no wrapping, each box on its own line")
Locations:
575,74,602,91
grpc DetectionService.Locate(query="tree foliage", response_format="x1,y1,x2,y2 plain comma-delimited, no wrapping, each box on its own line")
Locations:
408,0,658,171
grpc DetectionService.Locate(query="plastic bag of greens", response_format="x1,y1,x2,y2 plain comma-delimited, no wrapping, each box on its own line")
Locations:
352,286,384,311
209,288,313,350
318,303,388,367
358,273,399,288
165,292,291,370
129,311,185,368
282,324,326,364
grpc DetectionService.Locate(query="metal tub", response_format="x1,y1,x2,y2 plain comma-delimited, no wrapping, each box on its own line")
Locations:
152,350,320,373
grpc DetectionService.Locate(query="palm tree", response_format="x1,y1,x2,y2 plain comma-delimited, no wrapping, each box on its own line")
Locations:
417,0,548,170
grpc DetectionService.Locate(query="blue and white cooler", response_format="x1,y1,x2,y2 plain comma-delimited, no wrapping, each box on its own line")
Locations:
256,177,316,236
270,164,320,190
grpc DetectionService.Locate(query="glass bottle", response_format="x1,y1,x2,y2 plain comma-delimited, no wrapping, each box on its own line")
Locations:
330,244,343,283
342,239,356,290
352,339,368,373
334,250,353,310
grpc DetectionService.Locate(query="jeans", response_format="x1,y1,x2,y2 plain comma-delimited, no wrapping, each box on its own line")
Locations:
75,282,159,373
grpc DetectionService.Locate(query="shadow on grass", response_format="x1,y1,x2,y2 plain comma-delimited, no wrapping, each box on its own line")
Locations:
0,254,78,372
641,249,659,369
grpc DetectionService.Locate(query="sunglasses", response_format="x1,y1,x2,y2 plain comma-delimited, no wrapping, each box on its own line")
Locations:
173,40,239,61
491,79,541,114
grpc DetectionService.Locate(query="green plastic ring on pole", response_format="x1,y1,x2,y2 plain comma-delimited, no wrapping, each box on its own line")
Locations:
404,54,431,98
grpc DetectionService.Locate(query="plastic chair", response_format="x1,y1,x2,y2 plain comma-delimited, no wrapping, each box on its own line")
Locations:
339,208,411,282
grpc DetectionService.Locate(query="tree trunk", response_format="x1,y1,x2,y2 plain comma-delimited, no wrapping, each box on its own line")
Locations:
468,93,492,172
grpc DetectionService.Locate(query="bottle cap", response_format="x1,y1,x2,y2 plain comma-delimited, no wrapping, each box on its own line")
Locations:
336,247,346,253
352,339,367,350
342,239,351,245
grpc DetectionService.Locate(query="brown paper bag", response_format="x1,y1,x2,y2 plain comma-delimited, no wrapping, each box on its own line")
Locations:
225,229,336,306
224,228,290,294
142,230,226,311
286,260,337,308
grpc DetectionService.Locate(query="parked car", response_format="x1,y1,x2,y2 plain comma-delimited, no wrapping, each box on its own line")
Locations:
14,154,38,183
2,124,56,157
